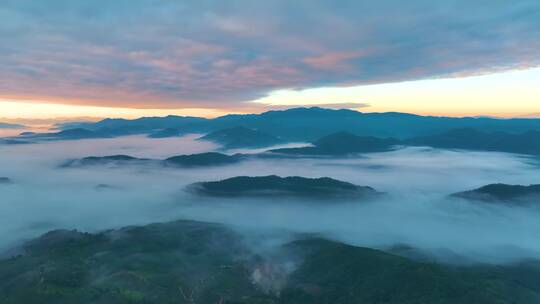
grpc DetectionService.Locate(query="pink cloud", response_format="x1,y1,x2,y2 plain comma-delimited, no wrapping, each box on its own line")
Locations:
303,51,367,71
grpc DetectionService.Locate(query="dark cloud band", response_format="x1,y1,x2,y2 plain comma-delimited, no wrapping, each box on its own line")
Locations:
1,0,539,108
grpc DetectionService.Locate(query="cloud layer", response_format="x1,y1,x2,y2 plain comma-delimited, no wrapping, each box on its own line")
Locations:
2,135,540,263
1,0,540,108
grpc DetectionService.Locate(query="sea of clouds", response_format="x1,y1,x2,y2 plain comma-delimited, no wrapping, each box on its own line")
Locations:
1,134,540,263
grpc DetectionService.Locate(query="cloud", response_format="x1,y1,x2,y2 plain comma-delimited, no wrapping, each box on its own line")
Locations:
303,51,369,71
0,0,539,109
2,136,540,263
519,113,540,118
266,102,370,110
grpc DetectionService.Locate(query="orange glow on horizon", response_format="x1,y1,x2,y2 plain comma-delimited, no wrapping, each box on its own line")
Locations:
1,67,540,125
0,99,241,123
0,99,536,128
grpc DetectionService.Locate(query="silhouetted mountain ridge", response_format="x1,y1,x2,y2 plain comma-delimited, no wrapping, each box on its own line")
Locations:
47,107,540,142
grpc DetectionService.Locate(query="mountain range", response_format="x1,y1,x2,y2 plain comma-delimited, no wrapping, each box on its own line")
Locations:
6,108,540,156
51,107,540,141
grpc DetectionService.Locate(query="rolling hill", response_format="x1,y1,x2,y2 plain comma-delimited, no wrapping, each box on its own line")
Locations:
188,175,380,199
1,220,539,303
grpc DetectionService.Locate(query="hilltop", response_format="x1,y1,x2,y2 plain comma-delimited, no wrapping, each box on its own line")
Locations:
452,183,540,204
188,175,380,199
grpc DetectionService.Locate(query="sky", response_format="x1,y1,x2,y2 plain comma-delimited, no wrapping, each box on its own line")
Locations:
1,0,539,121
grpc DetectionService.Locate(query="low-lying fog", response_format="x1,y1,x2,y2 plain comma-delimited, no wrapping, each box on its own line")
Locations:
1,134,540,263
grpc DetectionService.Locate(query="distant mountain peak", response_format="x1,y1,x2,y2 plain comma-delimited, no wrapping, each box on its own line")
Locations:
452,183,540,204
260,106,362,117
